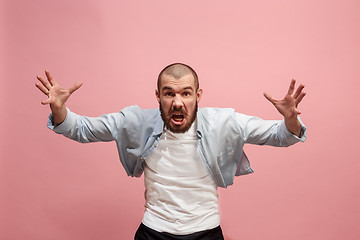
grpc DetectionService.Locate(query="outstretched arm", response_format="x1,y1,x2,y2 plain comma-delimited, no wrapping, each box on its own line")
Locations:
263,79,306,137
35,70,82,125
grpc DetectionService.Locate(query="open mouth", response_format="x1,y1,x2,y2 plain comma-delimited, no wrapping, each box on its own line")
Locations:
171,113,185,125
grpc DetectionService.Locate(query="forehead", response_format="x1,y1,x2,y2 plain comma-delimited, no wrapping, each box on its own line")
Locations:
159,74,196,90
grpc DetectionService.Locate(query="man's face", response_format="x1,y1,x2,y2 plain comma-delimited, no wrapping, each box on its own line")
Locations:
156,74,202,133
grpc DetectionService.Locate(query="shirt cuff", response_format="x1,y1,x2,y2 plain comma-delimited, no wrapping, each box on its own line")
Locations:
47,108,77,134
280,117,307,143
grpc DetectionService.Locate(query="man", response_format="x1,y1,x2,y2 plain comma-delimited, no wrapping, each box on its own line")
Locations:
36,63,306,240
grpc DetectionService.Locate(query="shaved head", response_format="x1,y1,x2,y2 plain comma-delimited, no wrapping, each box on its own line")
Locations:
157,63,199,91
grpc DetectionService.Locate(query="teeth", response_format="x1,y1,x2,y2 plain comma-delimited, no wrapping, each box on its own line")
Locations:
172,114,184,122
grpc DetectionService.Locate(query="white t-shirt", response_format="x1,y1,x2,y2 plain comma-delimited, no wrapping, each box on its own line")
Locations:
142,121,220,235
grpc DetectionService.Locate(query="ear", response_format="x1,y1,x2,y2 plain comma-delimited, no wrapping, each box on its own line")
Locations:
196,88,203,103
155,89,160,103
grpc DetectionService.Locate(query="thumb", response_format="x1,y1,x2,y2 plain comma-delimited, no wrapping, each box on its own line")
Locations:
41,96,51,105
68,81,83,94
263,92,276,105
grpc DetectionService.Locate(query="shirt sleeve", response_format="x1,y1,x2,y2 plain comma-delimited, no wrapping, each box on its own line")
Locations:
47,108,125,143
235,113,307,147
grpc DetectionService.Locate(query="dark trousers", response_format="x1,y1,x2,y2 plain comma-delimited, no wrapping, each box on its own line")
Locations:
134,223,225,240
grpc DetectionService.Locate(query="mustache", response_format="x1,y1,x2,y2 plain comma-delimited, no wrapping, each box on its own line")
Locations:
169,107,187,115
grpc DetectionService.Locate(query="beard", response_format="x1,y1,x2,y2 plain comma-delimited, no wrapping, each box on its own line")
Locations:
160,102,198,134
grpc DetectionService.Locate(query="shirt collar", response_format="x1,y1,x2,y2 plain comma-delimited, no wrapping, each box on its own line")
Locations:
196,110,204,139
153,112,164,137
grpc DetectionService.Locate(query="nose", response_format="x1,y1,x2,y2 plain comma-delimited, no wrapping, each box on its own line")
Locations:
172,95,184,109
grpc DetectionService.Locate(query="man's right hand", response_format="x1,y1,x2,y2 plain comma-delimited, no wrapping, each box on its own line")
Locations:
36,70,82,125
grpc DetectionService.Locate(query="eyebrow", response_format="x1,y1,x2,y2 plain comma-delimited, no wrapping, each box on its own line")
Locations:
162,86,194,91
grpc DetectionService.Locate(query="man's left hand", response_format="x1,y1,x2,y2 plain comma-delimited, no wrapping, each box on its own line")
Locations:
264,79,306,136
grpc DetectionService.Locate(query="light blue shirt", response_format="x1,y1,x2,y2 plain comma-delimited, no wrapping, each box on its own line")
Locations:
48,106,306,188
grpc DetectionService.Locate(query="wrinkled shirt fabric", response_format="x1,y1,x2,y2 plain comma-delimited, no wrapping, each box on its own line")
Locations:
48,106,306,188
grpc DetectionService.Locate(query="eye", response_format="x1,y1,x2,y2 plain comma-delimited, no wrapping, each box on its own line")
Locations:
183,92,191,96
165,92,174,97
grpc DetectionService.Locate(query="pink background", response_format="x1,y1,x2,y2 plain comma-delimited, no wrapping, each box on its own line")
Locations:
1,0,360,239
